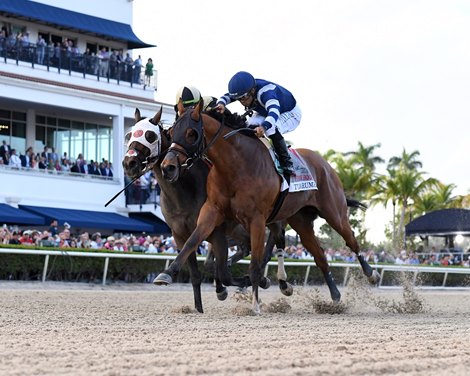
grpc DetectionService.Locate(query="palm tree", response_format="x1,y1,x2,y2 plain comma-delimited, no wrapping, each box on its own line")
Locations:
371,171,402,247
344,142,385,173
392,168,437,248
413,182,458,215
388,148,422,171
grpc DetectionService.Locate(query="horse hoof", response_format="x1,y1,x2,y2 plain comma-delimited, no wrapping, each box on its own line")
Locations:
217,287,228,301
368,270,381,285
153,273,173,285
280,282,293,296
259,277,271,289
332,292,341,303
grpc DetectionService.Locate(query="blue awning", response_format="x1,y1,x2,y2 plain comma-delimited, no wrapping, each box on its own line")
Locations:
405,208,470,236
0,203,46,225
19,205,154,233
129,213,171,235
0,0,155,49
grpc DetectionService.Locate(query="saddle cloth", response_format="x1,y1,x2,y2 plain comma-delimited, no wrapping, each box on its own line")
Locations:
260,138,318,193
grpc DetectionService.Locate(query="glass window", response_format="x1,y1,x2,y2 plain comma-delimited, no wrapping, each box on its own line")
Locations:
58,118,70,128
0,109,10,119
12,112,26,121
84,123,98,162
71,120,84,130
97,126,112,162
46,128,55,149
70,129,83,161
35,125,45,144
54,128,69,159
11,122,26,152
35,126,47,156
35,113,112,165
0,122,9,137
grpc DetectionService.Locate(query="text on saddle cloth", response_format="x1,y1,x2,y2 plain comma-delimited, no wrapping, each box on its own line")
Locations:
259,138,318,192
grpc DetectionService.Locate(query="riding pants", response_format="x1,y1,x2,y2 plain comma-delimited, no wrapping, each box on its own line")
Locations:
246,105,302,137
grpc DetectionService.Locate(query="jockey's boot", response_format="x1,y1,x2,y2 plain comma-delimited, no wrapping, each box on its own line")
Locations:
269,130,294,183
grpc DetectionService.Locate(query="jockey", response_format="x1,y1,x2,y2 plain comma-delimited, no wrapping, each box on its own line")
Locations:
216,71,301,180
174,86,217,121
174,85,202,121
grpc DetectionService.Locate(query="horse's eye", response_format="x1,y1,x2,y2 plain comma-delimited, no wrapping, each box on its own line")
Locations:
124,132,132,144
186,128,199,145
145,131,157,144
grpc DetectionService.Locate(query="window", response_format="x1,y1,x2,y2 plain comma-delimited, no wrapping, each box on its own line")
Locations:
36,114,112,163
86,43,97,54
0,108,27,151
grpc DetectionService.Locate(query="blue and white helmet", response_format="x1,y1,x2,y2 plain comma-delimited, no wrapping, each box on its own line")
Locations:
228,71,255,99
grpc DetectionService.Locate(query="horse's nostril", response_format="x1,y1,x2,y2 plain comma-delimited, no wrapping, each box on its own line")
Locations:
128,159,138,169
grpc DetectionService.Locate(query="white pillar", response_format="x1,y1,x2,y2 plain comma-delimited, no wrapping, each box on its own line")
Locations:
112,105,125,205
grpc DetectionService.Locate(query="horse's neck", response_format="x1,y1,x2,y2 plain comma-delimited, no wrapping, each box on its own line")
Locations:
203,119,271,176
154,160,208,206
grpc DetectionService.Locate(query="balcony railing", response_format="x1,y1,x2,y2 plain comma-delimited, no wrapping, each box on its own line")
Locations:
0,163,116,182
0,39,157,90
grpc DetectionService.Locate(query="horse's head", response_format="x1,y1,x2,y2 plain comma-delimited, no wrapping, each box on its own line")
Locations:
122,107,163,179
161,101,205,182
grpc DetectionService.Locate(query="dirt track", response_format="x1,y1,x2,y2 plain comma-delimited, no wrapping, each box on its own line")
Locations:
0,280,469,376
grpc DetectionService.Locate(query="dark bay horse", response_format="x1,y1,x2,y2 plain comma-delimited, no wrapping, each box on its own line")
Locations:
122,108,291,312
158,102,380,314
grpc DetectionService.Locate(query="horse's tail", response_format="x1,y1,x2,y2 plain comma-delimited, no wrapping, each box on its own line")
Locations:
346,197,368,211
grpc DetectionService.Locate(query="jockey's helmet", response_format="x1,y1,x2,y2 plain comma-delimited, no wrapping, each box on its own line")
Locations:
228,71,256,100
202,96,218,111
175,86,202,108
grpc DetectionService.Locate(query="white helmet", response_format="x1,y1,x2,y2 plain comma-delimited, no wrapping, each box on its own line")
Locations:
175,86,202,108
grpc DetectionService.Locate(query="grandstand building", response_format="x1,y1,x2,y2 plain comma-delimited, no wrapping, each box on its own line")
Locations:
0,0,174,235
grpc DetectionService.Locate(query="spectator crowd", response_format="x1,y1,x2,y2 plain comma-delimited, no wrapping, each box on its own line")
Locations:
0,140,113,178
1,220,469,267
0,27,154,86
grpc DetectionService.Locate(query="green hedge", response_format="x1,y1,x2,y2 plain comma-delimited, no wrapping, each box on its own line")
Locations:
1,245,469,286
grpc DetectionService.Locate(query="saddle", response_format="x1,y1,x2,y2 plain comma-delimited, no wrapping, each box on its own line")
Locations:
260,138,318,193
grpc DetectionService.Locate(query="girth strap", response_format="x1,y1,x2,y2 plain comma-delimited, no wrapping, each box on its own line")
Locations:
266,188,289,224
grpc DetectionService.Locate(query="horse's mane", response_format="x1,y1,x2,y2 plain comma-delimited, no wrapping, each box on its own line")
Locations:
205,108,247,130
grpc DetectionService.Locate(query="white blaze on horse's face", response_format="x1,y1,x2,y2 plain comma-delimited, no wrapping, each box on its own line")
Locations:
125,118,161,159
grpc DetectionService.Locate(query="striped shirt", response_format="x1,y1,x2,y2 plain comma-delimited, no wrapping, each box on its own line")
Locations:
218,79,297,131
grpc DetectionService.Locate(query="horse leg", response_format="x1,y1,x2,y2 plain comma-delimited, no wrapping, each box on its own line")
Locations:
325,213,380,284
249,215,267,315
224,224,258,289
226,224,250,266
203,242,216,275
162,234,204,312
265,222,293,296
207,227,236,301
154,204,222,285
288,213,341,302
186,251,204,313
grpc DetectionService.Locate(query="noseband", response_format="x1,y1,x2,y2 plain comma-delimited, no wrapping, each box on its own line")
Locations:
167,110,224,170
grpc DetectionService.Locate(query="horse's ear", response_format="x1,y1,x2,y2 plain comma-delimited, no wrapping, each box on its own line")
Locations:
191,100,203,121
176,99,185,116
135,108,142,123
152,106,162,124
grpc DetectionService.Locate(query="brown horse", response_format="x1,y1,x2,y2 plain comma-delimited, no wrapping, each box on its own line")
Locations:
158,102,380,314
122,108,292,313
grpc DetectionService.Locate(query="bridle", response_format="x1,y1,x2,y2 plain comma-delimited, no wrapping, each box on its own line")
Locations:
167,110,225,171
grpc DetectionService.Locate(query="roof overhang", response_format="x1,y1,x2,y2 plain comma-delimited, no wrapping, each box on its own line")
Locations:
0,0,155,49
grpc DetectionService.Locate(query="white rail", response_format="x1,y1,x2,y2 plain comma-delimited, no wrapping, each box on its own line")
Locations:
1,249,469,288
